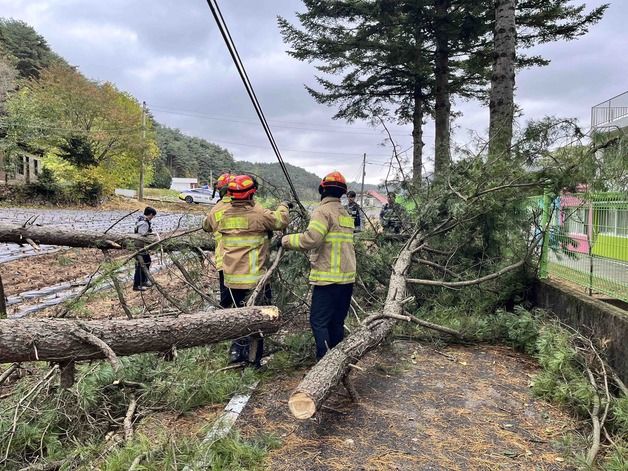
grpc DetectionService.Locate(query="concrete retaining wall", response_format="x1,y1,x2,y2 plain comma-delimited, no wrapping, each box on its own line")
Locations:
532,279,628,383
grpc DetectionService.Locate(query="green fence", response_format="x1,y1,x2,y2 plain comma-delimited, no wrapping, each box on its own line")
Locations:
537,193,628,303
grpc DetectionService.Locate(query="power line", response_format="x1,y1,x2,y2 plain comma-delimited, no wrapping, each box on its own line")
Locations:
205,0,304,211
151,106,412,137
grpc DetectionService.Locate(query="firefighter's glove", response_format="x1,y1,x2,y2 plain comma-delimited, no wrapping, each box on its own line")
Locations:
271,236,283,250
281,201,295,209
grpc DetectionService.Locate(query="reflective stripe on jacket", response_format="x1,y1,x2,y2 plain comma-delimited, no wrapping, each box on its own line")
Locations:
202,196,232,271
281,196,356,286
205,200,289,289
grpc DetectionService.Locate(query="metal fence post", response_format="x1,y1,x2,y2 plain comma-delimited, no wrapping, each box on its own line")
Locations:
539,190,551,279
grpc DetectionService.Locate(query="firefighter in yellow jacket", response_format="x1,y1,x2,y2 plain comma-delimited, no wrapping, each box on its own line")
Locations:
282,171,356,359
205,174,291,364
202,173,232,306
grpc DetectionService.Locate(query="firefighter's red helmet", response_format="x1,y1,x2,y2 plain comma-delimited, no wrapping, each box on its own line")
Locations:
227,174,258,200
318,171,347,195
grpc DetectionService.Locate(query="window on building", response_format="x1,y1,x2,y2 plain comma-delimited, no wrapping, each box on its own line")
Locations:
33,159,39,175
563,207,589,235
599,208,628,237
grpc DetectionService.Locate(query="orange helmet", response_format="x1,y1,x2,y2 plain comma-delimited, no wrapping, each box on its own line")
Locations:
214,173,232,190
319,171,347,195
227,174,258,200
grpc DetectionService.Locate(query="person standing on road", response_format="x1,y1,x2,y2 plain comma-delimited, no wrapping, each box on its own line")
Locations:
282,171,356,360
202,173,232,305
345,190,362,232
133,206,157,292
205,174,291,365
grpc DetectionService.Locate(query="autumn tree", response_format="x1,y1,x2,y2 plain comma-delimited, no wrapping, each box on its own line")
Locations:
3,63,158,192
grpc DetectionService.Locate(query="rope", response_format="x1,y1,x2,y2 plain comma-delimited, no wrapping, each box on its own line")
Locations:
205,0,306,214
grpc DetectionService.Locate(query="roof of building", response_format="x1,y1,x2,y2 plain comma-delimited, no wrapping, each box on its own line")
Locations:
368,190,388,204
171,177,198,183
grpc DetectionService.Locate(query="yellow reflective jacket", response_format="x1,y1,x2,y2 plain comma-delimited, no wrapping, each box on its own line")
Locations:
205,200,289,289
282,196,356,286
202,196,232,271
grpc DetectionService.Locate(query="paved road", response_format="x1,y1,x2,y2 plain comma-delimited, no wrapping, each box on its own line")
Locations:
0,207,205,263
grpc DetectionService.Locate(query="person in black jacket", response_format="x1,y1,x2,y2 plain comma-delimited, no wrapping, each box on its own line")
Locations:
345,190,362,232
133,207,157,291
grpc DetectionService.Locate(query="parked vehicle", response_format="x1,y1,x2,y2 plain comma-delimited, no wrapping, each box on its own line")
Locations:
178,188,219,205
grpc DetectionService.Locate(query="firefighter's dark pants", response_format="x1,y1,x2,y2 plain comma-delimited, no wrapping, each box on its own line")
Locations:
310,283,354,359
220,283,272,365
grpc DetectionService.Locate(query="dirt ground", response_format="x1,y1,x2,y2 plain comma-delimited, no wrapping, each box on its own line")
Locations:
0,248,104,296
240,343,578,471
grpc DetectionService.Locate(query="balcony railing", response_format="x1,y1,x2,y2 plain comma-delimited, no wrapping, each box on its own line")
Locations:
591,90,628,128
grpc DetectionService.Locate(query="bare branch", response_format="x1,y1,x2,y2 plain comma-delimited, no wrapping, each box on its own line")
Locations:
104,209,138,234
413,257,461,279
246,247,284,307
72,327,121,372
406,260,524,288
123,394,137,442
364,312,463,339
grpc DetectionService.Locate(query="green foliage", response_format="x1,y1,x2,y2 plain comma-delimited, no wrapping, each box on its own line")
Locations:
96,432,277,471
2,62,158,196
29,166,59,197
69,174,104,205
154,123,235,183
0,344,263,469
0,19,63,78
57,135,97,168
601,441,628,471
150,159,173,189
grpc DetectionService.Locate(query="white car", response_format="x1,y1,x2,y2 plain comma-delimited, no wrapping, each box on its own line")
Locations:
178,188,220,205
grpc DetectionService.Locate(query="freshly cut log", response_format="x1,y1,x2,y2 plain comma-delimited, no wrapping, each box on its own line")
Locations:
0,223,214,252
0,306,280,363
288,237,420,419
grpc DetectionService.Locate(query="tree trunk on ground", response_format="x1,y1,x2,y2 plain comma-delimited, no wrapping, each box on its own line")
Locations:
412,92,424,186
433,0,451,178
0,306,280,363
488,0,516,160
288,237,421,419
0,223,214,252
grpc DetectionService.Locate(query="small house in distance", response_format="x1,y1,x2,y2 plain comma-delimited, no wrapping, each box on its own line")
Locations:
170,177,198,192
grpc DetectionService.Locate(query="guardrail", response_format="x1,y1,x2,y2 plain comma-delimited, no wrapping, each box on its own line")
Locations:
591,90,628,128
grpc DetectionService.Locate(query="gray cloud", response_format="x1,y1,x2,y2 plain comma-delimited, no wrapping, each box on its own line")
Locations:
0,0,624,184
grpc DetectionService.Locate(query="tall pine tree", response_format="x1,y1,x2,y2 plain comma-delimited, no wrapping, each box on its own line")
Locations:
280,0,607,182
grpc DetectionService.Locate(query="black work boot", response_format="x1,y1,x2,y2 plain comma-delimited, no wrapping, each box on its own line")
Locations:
229,340,247,364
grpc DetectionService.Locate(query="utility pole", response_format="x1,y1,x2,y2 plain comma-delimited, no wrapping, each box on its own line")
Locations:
210,168,213,188
359,153,366,208
139,101,146,201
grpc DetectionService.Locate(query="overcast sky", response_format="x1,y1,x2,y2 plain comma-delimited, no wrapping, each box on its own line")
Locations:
1,0,626,184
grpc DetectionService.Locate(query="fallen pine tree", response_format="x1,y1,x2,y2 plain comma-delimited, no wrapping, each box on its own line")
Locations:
0,222,214,252
0,305,280,365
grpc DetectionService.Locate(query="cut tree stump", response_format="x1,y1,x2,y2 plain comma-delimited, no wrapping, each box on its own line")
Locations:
288,236,421,419
0,223,214,252
0,306,280,364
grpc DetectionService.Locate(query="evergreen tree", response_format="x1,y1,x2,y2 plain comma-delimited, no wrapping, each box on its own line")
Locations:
279,0,606,181
0,19,62,78
279,1,435,186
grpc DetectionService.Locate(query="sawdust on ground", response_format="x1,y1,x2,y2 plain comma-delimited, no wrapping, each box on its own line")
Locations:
239,342,579,471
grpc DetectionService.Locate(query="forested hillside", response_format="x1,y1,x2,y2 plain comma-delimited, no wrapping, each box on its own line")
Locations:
0,19,330,203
